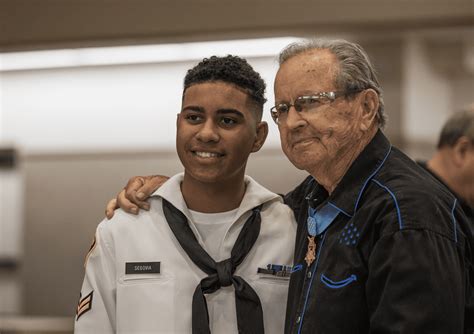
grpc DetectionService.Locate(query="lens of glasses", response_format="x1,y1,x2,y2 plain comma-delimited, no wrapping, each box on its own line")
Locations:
295,96,323,110
277,104,290,114
270,104,288,124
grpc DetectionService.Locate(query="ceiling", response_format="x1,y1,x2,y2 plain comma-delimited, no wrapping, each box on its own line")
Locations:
1,0,473,52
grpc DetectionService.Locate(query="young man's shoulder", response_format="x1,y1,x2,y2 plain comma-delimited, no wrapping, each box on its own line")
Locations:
260,196,294,218
97,197,165,239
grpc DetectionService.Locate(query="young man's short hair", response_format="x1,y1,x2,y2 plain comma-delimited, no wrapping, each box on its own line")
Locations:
183,55,267,121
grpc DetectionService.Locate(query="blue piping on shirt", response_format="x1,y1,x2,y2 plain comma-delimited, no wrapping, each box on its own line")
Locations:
297,232,327,334
451,198,458,243
354,146,392,212
320,273,357,289
371,179,403,230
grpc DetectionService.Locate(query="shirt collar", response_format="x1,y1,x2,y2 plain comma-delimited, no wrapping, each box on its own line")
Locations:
153,173,281,221
325,130,392,217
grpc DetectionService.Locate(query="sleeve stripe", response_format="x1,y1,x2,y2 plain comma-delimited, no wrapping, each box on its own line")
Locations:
371,179,403,230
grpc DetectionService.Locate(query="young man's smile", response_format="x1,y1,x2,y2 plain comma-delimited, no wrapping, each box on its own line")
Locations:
191,150,225,159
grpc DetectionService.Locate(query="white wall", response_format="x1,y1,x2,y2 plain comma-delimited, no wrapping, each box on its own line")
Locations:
0,40,300,154
402,36,451,143
1,59,284,153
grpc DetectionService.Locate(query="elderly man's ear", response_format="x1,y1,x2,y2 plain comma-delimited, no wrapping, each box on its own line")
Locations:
359,89,379,132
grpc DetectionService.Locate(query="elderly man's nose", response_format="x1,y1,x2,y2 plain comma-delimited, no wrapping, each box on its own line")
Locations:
284,105,306,129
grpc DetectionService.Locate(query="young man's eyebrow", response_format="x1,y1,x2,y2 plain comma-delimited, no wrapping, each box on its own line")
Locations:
216,109,244,118
181,106,205,113
181,107,244,118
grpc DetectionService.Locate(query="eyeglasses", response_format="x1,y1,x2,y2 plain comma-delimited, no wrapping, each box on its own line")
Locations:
270,90,362,124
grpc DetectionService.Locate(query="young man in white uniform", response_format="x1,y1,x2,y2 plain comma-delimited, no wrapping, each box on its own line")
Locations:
75,55,296,333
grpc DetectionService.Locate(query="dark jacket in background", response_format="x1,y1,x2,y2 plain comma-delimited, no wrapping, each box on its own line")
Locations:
417,160,474,333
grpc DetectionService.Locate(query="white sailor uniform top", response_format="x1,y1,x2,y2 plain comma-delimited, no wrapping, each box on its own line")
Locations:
75,174,297,333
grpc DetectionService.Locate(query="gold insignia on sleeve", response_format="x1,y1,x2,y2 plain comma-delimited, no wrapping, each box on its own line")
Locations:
83,235,97,268
76,291,94,321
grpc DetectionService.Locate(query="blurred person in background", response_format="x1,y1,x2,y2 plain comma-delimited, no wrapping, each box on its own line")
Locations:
419,105,474,222
75,55,296,333
106,39,473,333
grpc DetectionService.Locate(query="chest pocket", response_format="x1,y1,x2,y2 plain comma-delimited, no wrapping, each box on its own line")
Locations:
117,273,176,333
253,277,290,334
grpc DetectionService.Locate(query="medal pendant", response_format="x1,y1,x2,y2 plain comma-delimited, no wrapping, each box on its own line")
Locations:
304,236,317,267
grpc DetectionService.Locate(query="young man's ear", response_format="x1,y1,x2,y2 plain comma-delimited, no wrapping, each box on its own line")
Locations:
251,121,268,153
452,136,472,167
359,89,379,131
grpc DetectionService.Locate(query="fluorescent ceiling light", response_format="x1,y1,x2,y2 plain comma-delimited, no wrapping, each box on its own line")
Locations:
0,37,303,71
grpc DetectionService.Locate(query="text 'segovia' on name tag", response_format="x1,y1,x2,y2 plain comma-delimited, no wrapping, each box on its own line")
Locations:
125,262,161,274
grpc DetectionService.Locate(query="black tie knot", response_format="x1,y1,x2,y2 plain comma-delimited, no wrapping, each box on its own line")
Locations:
216,259,233,287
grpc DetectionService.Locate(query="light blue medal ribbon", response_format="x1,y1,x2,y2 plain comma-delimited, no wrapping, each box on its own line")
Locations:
307,203,340,236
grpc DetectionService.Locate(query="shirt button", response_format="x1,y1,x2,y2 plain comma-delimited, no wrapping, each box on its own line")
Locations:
307,271,312,278
296,316,301,324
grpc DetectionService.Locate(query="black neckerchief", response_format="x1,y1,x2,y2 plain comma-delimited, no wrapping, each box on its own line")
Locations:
162,199,264,334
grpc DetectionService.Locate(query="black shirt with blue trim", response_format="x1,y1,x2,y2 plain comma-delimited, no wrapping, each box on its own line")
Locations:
284,130,473,334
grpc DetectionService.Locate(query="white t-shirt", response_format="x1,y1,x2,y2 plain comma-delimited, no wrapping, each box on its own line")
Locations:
189,208,238,261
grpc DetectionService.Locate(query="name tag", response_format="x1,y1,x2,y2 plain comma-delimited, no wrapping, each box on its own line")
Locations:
125,262,161,274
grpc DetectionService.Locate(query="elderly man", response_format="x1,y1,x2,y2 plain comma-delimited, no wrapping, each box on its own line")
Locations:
107,39,473,333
